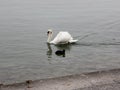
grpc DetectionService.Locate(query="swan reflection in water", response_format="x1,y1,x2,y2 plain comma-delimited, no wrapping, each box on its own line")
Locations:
46,43,72,58
46,43,52,58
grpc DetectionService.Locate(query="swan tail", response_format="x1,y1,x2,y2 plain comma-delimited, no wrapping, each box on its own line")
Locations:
69,39,78,43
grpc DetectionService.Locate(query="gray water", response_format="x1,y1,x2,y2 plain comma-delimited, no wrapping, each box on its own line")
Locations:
0,0,120,84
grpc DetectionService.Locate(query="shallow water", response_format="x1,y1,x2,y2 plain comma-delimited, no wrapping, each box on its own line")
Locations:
0,0,120,84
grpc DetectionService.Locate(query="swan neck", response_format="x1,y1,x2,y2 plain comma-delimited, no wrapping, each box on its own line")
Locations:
47,33,52,43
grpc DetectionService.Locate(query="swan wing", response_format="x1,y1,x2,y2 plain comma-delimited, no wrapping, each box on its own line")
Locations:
50,32,73,44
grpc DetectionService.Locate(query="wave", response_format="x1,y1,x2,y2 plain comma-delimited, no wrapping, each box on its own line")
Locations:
75,42,120,46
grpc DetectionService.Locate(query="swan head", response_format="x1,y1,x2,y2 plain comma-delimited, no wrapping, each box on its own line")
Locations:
47,29,53,36
47,29,53,43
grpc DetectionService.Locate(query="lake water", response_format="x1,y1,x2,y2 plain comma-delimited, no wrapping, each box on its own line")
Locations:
0,0,120,84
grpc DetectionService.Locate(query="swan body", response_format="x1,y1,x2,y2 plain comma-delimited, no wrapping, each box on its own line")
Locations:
47,29,78,45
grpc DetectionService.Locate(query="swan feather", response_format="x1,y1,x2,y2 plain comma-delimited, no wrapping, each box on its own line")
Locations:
50,31,77,44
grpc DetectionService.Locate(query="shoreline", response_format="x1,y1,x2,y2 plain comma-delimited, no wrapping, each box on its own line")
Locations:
1,68,120,90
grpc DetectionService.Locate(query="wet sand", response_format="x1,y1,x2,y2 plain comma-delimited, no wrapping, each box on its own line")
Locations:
1,68,120,90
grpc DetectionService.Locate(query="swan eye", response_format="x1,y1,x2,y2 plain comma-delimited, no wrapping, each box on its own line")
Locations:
47,31,49,34
47,31,52,34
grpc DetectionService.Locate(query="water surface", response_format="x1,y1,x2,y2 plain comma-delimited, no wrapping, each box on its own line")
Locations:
0,0,120,84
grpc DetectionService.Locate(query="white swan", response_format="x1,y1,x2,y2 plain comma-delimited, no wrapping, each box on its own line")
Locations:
47,29,78,45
